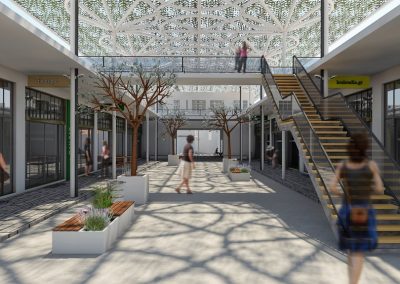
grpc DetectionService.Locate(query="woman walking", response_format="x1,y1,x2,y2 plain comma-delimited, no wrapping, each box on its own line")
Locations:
330,132,384,284
0,152,9,196
84,138,93,176
238,41,250,73
176,135,195,194
101,141,110,177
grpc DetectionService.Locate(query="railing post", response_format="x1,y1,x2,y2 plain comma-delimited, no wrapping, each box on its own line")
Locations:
181,57,184,73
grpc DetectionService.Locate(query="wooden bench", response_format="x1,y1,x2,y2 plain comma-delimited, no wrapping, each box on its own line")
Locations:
110,201,135,217
53,201,135,232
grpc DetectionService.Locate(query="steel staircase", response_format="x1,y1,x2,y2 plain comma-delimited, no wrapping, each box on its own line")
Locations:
261,57,400,247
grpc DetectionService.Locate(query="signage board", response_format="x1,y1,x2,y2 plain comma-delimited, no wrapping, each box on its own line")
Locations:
28,75,70,88
328,76,370,89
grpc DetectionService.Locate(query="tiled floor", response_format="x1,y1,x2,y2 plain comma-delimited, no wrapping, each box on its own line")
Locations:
0,161,158,241
0,162,399,284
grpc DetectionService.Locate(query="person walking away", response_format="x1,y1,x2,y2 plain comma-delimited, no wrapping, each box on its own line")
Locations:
176,135,195,194
234,46,241,71
260,55,267,74
238,41,250,73
0,152,9,196
84,138,93,176
101,141,110,177
330,132,384,284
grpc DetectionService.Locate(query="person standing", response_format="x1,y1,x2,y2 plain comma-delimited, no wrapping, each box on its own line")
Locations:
330,133,384,284
0,152,9,196
84,138,92,176
176,135,195,194
238,41,251,73
101,141,110,177
234,46,241,71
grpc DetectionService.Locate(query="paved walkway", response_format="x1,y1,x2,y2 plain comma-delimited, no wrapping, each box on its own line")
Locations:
0,162,399,283
0,161,158,241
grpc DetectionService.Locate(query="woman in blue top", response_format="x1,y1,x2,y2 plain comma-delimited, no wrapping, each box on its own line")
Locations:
330,132,384,284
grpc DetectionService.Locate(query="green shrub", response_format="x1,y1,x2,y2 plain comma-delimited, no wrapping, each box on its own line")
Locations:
92,182,117,209
240,168,249,173
85,215,108,231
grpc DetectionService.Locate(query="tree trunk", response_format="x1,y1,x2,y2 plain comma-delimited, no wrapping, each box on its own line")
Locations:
171,135,175,155
130,125,139,176
227,132,232,159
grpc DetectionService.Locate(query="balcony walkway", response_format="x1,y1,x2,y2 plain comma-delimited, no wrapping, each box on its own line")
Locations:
0,162,399,283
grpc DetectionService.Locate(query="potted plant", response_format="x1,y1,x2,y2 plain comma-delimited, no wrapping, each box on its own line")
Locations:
160,111,186,166
92,65,176,204
205,106,248,173
52,181,134,254
229,167,251,181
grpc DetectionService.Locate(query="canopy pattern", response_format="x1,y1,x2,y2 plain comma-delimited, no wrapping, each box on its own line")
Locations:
13,0,390,65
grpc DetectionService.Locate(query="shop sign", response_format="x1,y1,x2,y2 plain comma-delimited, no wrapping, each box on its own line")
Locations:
328,76,370,89
28,75,70,88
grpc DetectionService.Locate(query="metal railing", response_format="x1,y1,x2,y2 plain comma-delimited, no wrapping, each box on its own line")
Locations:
293,56,400,206
261,57,347,233
83,55,270,73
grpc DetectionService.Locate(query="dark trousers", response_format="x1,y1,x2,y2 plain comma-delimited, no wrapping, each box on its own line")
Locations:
102,157,110,177
234,56,240,70
238,57,247,73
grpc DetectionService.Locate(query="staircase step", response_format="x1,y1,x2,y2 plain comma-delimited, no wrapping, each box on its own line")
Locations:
377,225,400,232
322,194,393,201
378,236,400,244
332,214,400,221
327,204,398,210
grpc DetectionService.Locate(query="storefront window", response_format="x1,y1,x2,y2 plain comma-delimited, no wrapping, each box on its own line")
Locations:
97,112,112,165
0,79,13,196
384,80,400,162
116,117,125,157
345,89,372,127
78,108,94,174
25,89,65,189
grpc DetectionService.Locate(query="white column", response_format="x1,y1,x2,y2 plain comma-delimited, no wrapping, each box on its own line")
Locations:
269,119,273,146
70,69,76,197
248,116,251,166
282,130,287,180
93,112,98,172
240,122,243,162
154,118,158,161
299,150,305,174
261,106,264,170
124,119,128,165
323,69,329,97
14,80,26,194
146,113,150,163
323,0,329,56
112,111,117,179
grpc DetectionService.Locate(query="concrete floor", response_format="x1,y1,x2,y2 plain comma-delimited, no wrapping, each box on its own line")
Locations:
0,162,399,284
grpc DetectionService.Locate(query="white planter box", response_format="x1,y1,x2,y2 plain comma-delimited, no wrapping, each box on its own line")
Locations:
52,203,135,255
168,155,180,166
117,203,135,236
52,217,119,255
223,158,239,173
229,172,251,182
117,174,149,205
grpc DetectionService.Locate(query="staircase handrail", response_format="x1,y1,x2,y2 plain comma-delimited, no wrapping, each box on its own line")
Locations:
261,58,346,231
293,55,400,207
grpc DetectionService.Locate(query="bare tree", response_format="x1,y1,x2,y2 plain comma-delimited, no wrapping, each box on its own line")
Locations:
205,106,248,159
92,65,176,176
160,112,187,155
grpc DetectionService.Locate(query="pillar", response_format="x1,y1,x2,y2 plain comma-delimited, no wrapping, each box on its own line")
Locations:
70,69,77,197
93,112,98,172
14,77,26,194
146,113,150,163
124,118,128,166
155,118,158,161
112,110,117,179
299,150,305,174
260,106,264,171
240,122,243,162
282,130,287,180
248,116,251,166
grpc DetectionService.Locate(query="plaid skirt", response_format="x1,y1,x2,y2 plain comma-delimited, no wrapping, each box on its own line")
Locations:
337,203,378,252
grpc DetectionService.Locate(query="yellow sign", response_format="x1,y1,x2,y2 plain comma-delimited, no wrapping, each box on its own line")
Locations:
28,75,70,88
328,76,370,89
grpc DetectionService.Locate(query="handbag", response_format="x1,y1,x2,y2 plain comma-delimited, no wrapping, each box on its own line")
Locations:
350,206,368,225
